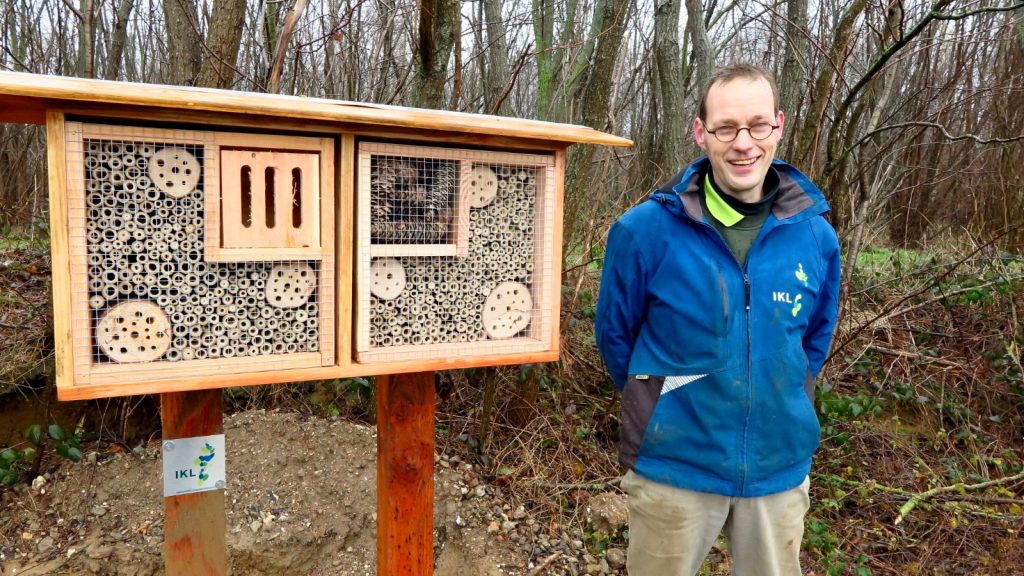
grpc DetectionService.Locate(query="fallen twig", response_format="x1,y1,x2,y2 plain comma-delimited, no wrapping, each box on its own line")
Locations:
816,472,1024,525
866,344,963,368
894,471,1024,525
527,552,563,576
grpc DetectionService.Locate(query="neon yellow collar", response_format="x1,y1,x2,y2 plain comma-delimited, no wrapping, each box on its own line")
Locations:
704,175,744,227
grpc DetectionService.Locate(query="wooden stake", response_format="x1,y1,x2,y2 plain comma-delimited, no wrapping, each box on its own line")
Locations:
377,372,435,576
161,389,226,576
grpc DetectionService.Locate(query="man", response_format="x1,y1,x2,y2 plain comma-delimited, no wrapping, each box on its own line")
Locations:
595,63,841,575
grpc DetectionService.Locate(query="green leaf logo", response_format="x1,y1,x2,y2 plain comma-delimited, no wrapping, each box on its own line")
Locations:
795,263,809,286
194,442,216,485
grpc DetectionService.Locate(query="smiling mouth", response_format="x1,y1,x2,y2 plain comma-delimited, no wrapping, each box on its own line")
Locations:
729,157,760,167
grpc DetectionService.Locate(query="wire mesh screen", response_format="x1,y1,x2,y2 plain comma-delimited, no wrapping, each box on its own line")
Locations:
66,124,329,381
358,143,555,361
370,156,457,245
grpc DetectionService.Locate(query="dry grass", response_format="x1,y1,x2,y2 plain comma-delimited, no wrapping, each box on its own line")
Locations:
0,246,53,392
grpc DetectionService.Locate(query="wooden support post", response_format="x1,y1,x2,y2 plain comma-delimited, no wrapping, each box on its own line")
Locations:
161,389,227,576
377,371,436,576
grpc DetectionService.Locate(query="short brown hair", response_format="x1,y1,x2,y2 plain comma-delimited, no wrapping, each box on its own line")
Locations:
697,63,780,121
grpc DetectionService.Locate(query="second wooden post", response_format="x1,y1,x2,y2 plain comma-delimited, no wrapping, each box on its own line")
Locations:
377,371,436,575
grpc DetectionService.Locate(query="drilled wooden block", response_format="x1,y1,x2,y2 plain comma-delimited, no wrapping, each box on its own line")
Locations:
370,258,406,300
96,300,172,363
466,165,498,208
149,148,200,199
481,281,532,339
265,263,316,308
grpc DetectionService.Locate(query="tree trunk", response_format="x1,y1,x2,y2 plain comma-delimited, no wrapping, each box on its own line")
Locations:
684,0,713,95
412,0,459,110
564,0,633,249
778,0,807,158
105,0,136,80
199,0,248,90
571,0,633,132
266,0,309,91
793,0,868,175
451,3,463,110
482,0,510,115
76,0,95,78
162,0,202,85
532,0,557,120
652,0,686,184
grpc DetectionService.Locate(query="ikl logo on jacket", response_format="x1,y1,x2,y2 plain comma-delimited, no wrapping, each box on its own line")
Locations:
596,158,841,498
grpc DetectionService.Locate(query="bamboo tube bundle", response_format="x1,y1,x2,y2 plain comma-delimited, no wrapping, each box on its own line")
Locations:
364,155,544,349
81,137,326,363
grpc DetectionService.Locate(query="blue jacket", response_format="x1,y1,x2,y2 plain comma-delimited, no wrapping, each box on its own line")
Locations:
595,157,841,498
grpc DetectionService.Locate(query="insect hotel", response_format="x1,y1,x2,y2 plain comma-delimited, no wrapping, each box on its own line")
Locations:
0,72,630,576
0,73,629,400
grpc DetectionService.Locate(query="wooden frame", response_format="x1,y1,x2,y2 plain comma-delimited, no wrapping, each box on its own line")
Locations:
56,120,336,392
47,114,568,400
355,142,558,364
0,72,632,148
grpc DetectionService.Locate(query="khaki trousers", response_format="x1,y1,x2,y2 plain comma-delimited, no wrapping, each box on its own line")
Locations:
621,470,810,576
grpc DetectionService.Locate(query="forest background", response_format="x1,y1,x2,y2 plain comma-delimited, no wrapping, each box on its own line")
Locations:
0,0,1022,574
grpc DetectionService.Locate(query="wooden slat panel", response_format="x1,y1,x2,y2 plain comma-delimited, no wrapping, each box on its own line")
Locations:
77,123,210,144
56,349,559,401
334,135,355,368
456,160,472,258
368,244,457,258
549,150,566,351
218,149,321,249
203,247,324,262
88,353,323,383
356,339,549,363
319,138,338,367
47,113,77,392
355,149,372,353
64,122,93,387
377,371,434,576
214,132,328,152
218,149,246,246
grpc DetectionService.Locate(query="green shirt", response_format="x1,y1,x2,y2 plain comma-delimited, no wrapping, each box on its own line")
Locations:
700,171,778,266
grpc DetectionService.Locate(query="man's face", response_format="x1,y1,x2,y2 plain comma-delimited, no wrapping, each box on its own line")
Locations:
693,77,784,202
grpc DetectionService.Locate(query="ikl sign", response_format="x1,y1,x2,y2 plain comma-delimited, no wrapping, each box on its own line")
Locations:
162,434,226,497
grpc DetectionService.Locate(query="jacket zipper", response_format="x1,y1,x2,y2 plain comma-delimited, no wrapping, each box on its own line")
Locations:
742,272,751,496
693,217,753,496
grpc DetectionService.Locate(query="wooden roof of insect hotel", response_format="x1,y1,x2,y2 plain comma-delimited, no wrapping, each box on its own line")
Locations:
0,71,634,148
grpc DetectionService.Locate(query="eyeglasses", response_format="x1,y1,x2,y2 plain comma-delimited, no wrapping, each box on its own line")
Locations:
703,122,778,143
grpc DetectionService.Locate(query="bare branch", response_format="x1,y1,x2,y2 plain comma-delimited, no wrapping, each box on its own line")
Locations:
59,0,83,21
488,46,531,116
838,120,1024,163
826,0,1024,174
268,0,311,93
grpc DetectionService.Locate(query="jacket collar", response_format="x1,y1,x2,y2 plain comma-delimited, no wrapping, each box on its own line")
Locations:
652,157,828,224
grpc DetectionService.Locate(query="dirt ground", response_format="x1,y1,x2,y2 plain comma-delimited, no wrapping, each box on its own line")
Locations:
0,410,534,576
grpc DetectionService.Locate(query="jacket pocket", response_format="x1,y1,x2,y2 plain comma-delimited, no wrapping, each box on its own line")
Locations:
619,375,665,469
